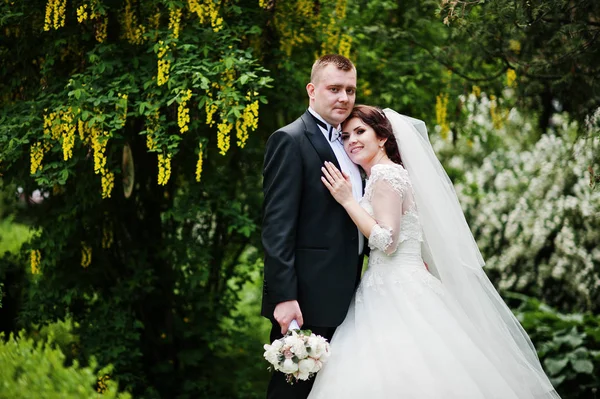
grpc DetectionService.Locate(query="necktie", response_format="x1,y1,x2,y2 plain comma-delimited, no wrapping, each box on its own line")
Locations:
313,117,341,142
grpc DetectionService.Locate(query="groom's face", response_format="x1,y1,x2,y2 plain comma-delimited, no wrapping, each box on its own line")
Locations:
307,64,357,127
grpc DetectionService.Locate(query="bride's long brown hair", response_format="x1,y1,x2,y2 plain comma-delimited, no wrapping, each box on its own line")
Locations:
343,105,403,165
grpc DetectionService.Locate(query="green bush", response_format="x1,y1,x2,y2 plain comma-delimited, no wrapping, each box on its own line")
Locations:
0,331,131,399
510,293,600,399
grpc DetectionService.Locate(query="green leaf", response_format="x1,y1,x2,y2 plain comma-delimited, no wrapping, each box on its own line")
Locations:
571,359,594,374
544,357,569,375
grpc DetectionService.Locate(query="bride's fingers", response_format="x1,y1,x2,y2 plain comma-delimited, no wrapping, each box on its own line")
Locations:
325,161,343,180
321,176,334,191
321,166,335,184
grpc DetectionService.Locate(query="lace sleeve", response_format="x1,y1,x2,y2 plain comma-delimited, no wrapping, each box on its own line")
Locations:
367,166,408,254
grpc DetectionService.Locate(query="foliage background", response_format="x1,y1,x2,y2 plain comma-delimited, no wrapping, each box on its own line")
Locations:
0,0,599,398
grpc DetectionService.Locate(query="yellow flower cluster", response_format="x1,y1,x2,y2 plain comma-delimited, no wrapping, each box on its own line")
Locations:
509,39,521,54
169,7,182,40
146,111,159,151
91,126,107,174
90,125,114,198
178,89,192,133
274,0,315,57
217,117,232,156
338,34,352,58
77,4,89,23
102,172,114,198
158,153,172,185
236,95,259,148
81,242,92,268
472,85,481,97
506,68,517,88
44,0,66,31
117,93,128,128
61,108,76,161
149,11,161,41
122,0,146,45
96,17,108,42
435,93,450,139
30,142,45,175
195,143,204,182
320,0,348,55
188,0,222,32
489,95,506,130
205,86,218,127
97,375,111,394
157,41,171,86
30,250,41,275
102,222,113,249
258,0,269,8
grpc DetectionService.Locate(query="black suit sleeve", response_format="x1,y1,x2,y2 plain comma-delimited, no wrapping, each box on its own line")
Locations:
262,130,302,305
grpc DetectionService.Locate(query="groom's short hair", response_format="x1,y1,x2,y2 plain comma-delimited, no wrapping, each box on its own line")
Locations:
310,54,356,84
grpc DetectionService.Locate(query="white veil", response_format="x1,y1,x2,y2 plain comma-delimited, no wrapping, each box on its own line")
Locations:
383,108,560,398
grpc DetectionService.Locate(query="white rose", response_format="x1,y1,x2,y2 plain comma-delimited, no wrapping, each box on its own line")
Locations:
298,358,316,375
307,336,323,358
297,369,311,381
271,339,284,351
291,339,308,359
263,347,280,366
281,358,299,374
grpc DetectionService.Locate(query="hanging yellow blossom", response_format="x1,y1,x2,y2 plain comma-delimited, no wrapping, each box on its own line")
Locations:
435,93,450,139
44,0,67,31
208,1,223,32
506,68,517,88
30,142,45,174
236,95,259,148
77,4,89,23
146,111,159,151
195,143,204,182
217,118,232,156
95,17,108,43
101,171,114,198
338,34,352,59
157,41,171,86
509,39,521,54
169,7,182,40
78,119,86,141
116,93,128,128
178,89,192,133
30,250,41,275
472,85,481,97
91,127,108,174
205,90,218,127
123,0,146,45
489,95,504,129
97,375,111,394
258,0,269,8
157,153,172,185
61,108,76,161
81,242,92,268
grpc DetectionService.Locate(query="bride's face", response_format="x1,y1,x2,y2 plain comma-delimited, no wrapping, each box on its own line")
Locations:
341,117,386,167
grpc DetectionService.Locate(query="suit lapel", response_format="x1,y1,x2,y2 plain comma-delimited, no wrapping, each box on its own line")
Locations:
301,111,341,170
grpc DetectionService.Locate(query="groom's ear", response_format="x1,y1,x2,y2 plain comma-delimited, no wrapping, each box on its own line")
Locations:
306,82,315,99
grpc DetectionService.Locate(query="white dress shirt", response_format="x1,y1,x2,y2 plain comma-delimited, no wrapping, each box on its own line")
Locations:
308,107,365,254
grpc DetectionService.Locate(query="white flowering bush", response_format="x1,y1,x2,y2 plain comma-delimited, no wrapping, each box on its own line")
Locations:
434,92,600,312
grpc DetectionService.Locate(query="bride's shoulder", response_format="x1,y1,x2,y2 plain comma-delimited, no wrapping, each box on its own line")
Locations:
369,163,411,190
371,162,409,179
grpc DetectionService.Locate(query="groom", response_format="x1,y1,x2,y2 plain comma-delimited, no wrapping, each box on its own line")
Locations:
261,54,365,398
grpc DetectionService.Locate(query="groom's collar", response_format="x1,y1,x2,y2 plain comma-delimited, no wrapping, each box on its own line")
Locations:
307,108,341,142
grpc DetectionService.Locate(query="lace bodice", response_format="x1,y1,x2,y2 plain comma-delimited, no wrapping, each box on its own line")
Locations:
360,163,423,256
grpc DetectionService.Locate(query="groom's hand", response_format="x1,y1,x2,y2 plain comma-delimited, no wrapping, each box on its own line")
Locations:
274,300,304,335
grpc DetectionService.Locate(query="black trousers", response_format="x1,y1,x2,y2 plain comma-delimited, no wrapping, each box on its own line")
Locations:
266,322,336,399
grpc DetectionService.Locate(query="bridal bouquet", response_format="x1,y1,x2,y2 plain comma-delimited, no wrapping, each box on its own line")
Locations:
263,321,331,384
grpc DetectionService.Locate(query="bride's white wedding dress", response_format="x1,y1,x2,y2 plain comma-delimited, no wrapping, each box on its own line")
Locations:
308,163,556,399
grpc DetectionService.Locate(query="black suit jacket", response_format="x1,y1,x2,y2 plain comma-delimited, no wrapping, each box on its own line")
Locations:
261,111,363,327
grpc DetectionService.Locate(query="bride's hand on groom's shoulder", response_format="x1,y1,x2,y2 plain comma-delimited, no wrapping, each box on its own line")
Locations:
321,161,354,207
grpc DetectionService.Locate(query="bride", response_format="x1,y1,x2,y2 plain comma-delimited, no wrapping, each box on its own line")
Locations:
308,105,560,398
